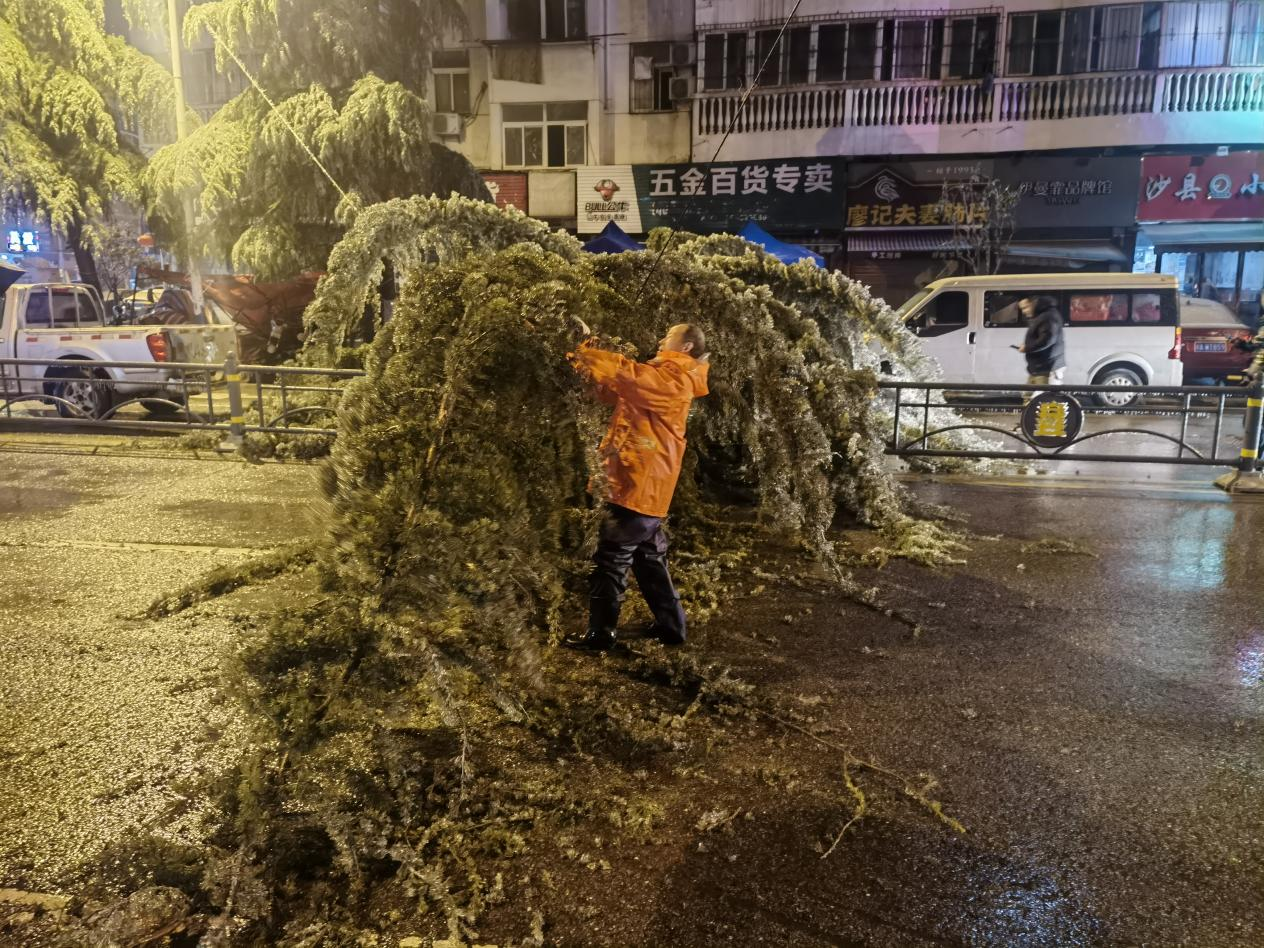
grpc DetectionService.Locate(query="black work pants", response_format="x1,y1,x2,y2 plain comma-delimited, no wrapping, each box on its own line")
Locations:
587,504,686,642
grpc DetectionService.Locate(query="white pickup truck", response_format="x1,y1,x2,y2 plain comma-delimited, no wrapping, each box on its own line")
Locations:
0,267,236,418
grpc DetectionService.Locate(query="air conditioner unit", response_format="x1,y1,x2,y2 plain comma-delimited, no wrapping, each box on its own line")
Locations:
669,75,693,102
433,112,462,138
670,42,695,67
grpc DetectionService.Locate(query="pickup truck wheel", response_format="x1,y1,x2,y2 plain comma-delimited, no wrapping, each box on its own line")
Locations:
44,367,112,419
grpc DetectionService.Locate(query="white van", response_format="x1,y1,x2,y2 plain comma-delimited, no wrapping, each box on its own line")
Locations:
896,273,1183,407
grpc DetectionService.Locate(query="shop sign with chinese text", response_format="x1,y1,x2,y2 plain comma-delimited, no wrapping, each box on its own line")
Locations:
846,160,991,230
577,158,845,234
1137,152,1264,222
994,156,1140,229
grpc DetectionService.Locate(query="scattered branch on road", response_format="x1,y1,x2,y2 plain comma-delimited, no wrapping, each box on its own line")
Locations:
143,542,318,618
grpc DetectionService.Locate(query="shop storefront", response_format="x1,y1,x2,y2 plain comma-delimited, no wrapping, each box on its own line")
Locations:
1135,151,1264,327
575,158,846,250
845,156,1140,308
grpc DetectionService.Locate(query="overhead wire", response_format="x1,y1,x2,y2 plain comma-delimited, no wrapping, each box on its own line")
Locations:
628,0,808,311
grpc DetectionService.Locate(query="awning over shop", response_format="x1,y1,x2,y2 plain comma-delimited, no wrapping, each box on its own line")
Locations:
1005,242,1129,264
1139,221,1264,247
581,220,644,254
738,221,823,267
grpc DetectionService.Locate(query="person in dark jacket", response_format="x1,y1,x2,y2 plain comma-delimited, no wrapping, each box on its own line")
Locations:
1018,295,1066,387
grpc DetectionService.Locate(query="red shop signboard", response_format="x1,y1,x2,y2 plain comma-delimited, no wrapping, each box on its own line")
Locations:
481,172,528,214
1137,152,1264,222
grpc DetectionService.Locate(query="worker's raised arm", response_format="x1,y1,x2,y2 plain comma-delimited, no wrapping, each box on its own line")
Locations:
570,340,633,404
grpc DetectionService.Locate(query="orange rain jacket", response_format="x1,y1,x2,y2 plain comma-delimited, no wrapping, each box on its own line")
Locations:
571,341,710,518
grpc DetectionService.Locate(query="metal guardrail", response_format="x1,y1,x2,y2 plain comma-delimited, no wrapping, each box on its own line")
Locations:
882,379,1264,473
0,354,365,441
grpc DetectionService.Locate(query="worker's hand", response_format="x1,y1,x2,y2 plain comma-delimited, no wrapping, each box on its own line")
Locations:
571,316,592,337
1017,344,1026,352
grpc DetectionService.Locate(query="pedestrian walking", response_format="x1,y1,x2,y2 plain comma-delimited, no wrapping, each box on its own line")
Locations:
567,323,710,651
1018,295,1066,390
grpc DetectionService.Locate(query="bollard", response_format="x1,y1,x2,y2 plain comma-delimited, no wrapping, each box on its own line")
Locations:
1215,374,1264,493
1241,375,1264,474
223,352,245,448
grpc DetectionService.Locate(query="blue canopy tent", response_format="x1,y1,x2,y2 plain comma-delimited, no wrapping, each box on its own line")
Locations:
582,220,645,254
737,220,823,267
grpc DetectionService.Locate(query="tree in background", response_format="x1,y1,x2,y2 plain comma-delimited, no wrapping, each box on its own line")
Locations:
145,0,490,281
936,175,1019,277
0,0,171,289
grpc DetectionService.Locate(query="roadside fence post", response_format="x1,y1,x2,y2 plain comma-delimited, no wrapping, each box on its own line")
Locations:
224,352,245,448
1217,373,1264,493
1241,375,1264,475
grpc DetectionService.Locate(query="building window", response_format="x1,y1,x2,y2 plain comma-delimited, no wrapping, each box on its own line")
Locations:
504,0,585,42
702,32,747,90
1008,10,1064,76
1160,1,1231,66
755,29,783,86
787,27,811,84
630,42,675,112
947,16,998,78
816,24,847,82
502,101,586,168
1231,0,1264,63
847,21,879,80
433,49,471,114
1009,4,1173,75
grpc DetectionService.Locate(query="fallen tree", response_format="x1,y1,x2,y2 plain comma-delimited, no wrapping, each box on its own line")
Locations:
115,196,988,944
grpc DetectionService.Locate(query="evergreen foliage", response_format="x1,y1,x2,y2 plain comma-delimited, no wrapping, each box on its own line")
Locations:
167,196,979,942
144,0,486,279
0,0,171,283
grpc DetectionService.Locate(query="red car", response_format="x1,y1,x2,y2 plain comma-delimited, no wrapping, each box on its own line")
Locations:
1179,296,1255,384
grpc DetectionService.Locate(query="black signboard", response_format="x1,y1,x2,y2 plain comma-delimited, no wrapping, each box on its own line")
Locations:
994,155,1141,229
845,156,1141,232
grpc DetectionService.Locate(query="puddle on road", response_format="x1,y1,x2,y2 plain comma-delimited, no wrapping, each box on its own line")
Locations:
1234,631,1264,688
0,487,83,519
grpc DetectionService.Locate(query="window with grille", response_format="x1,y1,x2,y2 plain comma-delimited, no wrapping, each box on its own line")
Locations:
630,42,675,112
701,32,747,90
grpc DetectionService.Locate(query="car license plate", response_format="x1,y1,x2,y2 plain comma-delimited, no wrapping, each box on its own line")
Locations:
1193,341,1227,352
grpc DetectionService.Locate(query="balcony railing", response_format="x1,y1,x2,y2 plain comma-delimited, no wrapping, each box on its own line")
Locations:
695,67,1264,136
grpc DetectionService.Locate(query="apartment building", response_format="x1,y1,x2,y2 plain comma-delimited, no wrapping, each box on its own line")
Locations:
691,0,1264,312
434,1,696,227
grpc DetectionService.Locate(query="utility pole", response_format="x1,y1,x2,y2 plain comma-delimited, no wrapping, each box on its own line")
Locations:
166,0,205,317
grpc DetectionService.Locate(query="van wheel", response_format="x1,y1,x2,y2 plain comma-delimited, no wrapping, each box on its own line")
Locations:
1092,366,1143,408
44,366,113,419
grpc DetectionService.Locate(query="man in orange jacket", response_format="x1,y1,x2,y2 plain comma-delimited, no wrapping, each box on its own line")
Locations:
568,323,710,650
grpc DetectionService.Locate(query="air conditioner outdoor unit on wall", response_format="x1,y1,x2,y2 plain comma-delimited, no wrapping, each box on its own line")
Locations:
670,43,695,67
669,75,693,102
433,112,463,138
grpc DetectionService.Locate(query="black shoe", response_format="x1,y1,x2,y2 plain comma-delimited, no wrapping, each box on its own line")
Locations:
638,624,686,647
563,629,617,651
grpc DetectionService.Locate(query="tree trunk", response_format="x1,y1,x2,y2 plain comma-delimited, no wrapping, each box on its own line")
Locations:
66,220,101,291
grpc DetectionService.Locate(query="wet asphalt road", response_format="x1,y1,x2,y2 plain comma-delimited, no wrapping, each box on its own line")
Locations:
0,436,1260,946
0,446,321,889
858,475,1264,947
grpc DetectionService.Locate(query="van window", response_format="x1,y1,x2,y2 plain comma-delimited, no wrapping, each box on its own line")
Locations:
909,290,969,337
1067,289,1177,326
1068,292,1128,323
984,291,1035,327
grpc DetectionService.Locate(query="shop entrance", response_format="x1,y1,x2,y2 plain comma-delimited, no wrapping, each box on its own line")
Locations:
1156,248,1264,328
